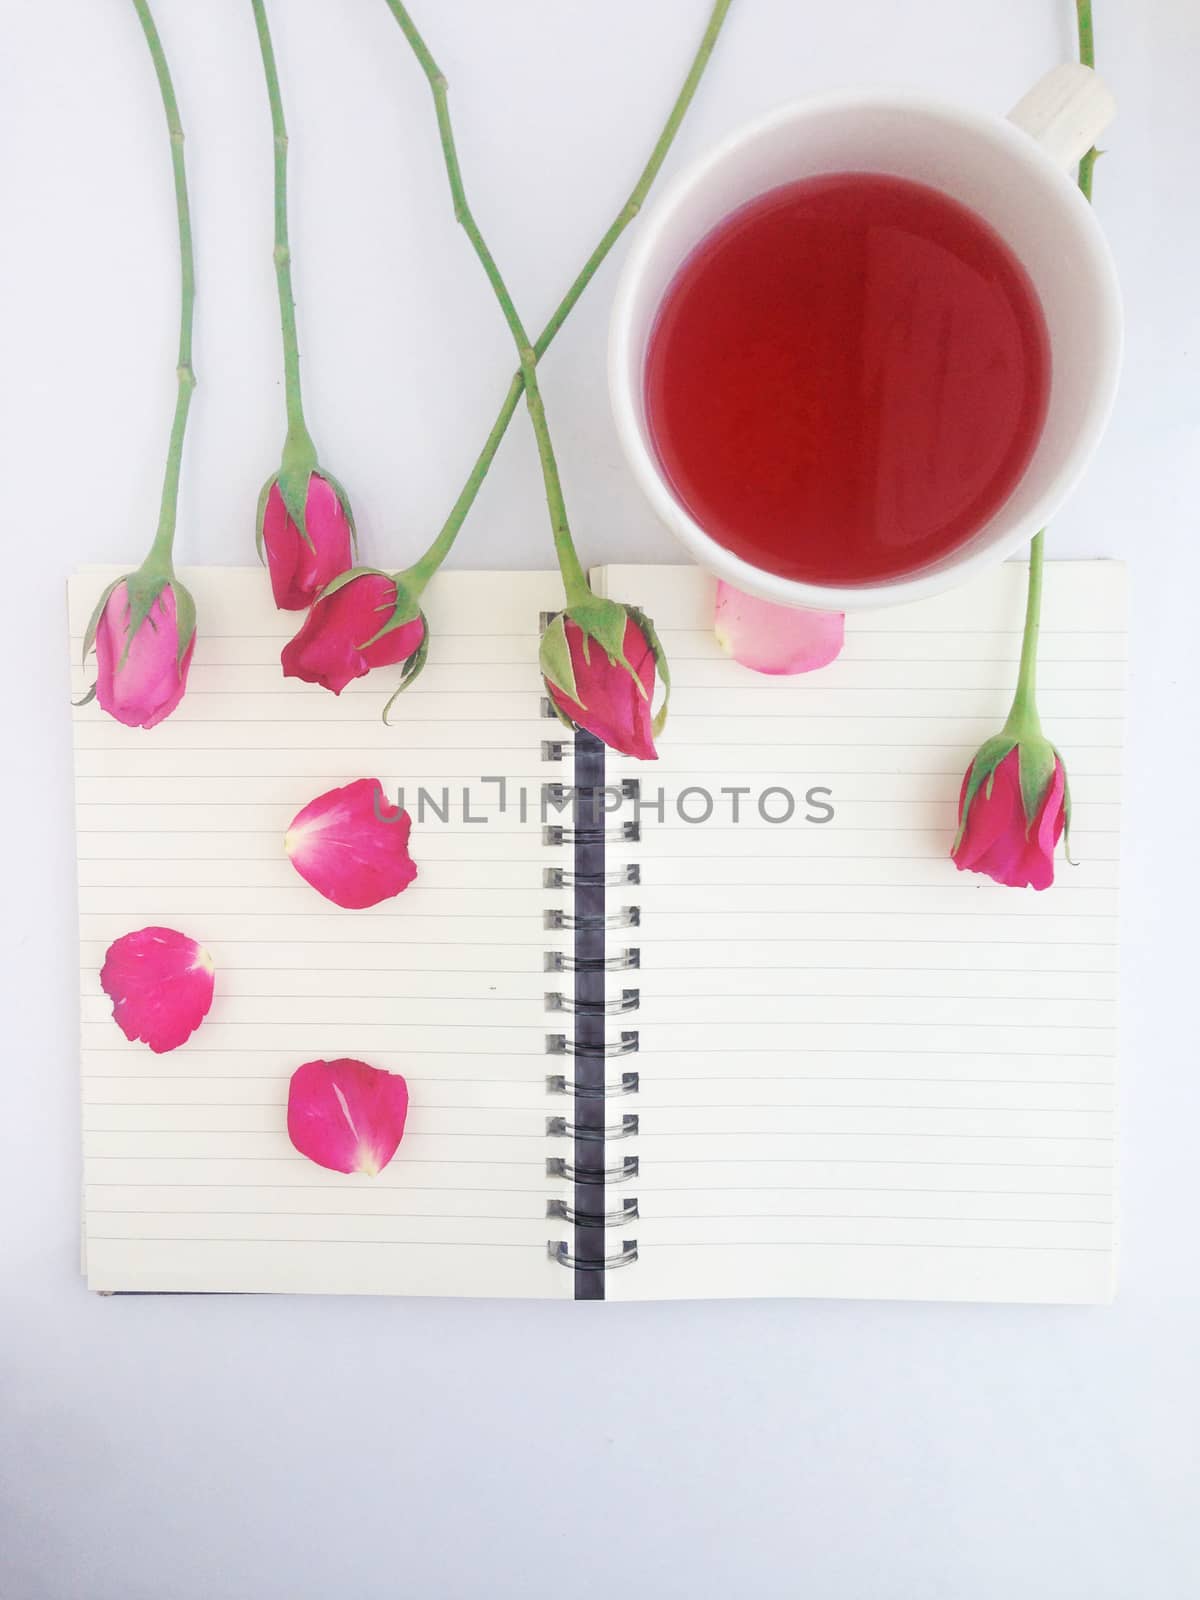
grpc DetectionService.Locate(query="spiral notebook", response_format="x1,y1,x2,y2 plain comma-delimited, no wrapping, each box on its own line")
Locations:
68,559,1125,1303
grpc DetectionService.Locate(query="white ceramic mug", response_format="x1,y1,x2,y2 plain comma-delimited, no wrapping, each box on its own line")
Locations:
609,64,1121,611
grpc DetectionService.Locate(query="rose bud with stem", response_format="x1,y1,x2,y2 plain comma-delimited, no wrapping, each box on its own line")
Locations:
80,0,198,730
951,541,1072,890
952,0,1097,891
953,0,1107,889
285,0,731,719
381,1,738,755
250,0,355,611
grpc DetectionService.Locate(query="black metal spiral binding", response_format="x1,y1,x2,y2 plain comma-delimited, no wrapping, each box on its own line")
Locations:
548,1240,639,1269
544,907,640,931
545,1032,639,1059
545,990,640,1016
543,864,641,890
546,1155,639,1183
547,1197,640,1226
544,949,640,973
547,1114,639,1141
546,1072,639,1098
539,658,639,1296
543,775,641,805
543,822,640,846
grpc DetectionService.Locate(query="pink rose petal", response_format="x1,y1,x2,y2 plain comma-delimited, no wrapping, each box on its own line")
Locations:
285,778,418,909
714,581,845,674
287,1057,409,1176
100,926,215,1053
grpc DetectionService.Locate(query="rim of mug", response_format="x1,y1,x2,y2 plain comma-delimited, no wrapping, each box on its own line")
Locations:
608,87,1124,612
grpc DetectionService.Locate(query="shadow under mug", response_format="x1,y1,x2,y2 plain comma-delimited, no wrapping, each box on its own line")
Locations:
608,64,1122,613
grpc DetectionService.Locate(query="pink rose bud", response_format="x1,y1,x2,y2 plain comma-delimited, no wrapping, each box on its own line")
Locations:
100,926,215,1053
85,574,197,730
713,580,845,674
540,598,668,761
952,737,1069,891
280,569,426,696
285,778,418,909
258,470,354,612
287,1057,410,1177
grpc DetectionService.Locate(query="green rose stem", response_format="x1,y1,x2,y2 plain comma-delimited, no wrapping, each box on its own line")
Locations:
385,0,733,603
133,0,196,583
80,0,196,696
75,0,202,689
382,0,586,606
1003,0,1098,745
971,0,1097,844
1076,0,1097,202
250,0,330,538
1001,528,1045,744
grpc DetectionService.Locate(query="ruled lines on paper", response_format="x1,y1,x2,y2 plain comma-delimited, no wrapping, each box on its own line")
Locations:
70,568,571,1298
598,562,1125,1305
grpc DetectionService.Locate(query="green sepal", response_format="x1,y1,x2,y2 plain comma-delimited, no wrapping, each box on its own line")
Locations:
320,468,359,559
254,473,276,565
277,426,319,550
542,690,577,733
117,565,173,672
80,564,196,680
359,575,423,649
381,614,431,723
72,684,97,709
566,594,644,691
315,563,392,604
951,733,1018,853
132,566,197,670
626,603,671,738
539,597,672,741
540,592,648,712
1055,745,1076,864
1017,736,1058,834
538,612,580,707
171,576,198,668
309,564,422,654
80,576,126,668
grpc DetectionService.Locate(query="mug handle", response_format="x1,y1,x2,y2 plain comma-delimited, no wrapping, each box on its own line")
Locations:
1007,63,1115,171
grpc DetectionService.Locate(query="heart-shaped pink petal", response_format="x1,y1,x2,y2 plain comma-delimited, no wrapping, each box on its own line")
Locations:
287,1058,410,1176
284,778,418,909
714,581,845,674
100,927,215,1053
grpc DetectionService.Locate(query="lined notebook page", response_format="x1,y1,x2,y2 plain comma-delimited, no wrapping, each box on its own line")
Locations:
69,567,572,1297
597,562,1124,1305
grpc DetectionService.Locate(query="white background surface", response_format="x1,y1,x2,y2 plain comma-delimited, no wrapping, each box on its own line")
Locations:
1,1,1197,1595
